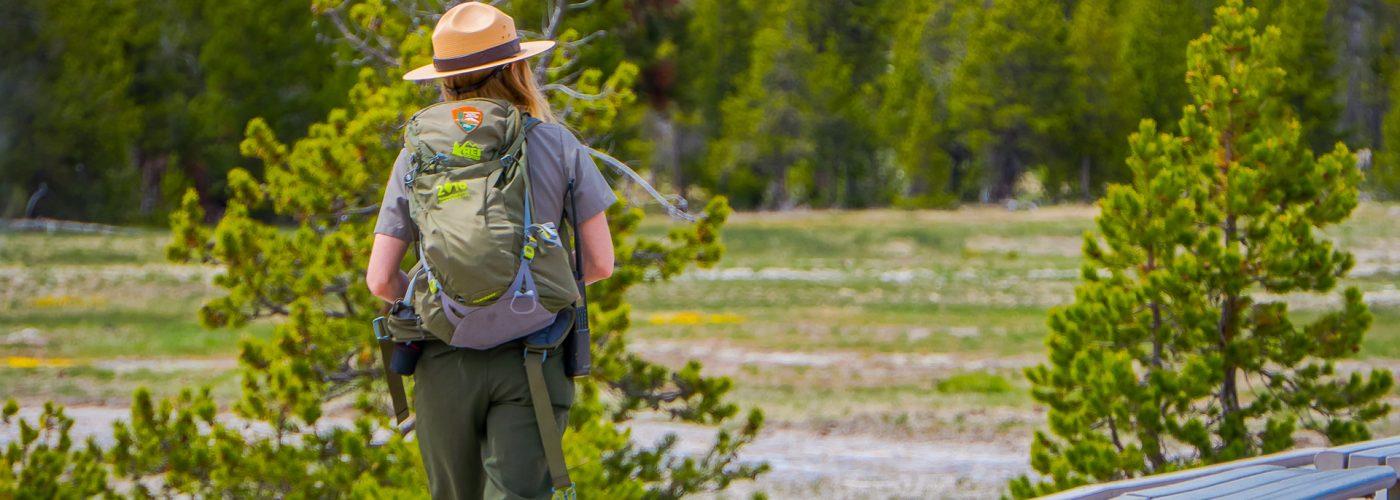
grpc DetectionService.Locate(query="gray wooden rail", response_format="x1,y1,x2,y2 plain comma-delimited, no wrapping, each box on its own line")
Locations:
1037,436,1400,500
1036,448,1322,500
1315,436,1400,470
1312,436,1400,499
1116,464,1396,500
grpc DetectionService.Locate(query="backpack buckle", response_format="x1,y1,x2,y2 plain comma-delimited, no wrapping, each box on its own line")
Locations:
551,484,576,500
500,154,516,168
529,223,562,247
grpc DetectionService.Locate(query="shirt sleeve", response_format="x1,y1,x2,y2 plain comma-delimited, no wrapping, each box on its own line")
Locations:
373,149,416,241
563,131,619,222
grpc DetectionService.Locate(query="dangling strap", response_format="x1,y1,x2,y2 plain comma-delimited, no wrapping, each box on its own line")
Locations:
519,114,573,498
378,338,410,424
525,349,574,498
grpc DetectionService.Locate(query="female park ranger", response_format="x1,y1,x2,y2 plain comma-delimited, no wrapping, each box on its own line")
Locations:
365,3,616,499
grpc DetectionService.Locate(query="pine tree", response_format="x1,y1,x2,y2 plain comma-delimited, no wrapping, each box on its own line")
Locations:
1119,0,1209,127
708,0,818,209
1334,0,1398,153
879,0,950,206
1259,0,1345,153
949,0,1078,200
2,0,353,222
1064,0,1136,200
877,0,980,207
1010,1,1393,496
177,0,355,214
1375,77,1400,196
677,0,759,141
0,0,56,217
803,0,896,208
16,0,143,221
0,401,112,497
703,0,900,209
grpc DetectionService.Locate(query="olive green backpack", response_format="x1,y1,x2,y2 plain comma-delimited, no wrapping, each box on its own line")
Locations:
381,98,579,349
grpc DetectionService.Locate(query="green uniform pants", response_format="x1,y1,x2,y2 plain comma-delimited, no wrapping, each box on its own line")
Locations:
414,339,574,500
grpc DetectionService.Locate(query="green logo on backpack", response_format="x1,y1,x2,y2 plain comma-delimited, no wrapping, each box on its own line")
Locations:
436,180,470,203
452,141,484,161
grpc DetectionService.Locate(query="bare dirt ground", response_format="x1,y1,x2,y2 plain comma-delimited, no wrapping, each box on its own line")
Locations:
628,342,1042,498
3,402,1034,500
629,417,1032,499
3,344,1040,499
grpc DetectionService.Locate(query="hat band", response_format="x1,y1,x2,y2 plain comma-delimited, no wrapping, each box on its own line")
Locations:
433,38,522,72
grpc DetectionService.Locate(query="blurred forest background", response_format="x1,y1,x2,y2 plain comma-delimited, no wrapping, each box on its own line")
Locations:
4,0,1400,222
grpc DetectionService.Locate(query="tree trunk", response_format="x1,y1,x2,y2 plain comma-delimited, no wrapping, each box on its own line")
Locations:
139,152,167,217
993,148,1021,201
183,159,220,222
1218,211,1240,416
945,143,970,198
1080,155,1092,203
1146,247,1167,470
1338,0,1390,149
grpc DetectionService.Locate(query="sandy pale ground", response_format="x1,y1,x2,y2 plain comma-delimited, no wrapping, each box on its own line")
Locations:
627,418,1031,499
2,405,1032,499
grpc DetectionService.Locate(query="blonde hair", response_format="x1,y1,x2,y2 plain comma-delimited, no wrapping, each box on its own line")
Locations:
440,61,557,123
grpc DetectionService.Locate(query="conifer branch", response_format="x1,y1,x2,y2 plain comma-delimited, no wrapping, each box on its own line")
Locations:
533,0,569,83
322,0,398,68
542,84,609,101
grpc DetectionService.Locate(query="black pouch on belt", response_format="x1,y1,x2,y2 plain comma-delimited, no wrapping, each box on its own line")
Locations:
561,305,590,377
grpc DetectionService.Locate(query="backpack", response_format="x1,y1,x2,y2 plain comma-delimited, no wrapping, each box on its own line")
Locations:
372,99,594,494
381,98,579,349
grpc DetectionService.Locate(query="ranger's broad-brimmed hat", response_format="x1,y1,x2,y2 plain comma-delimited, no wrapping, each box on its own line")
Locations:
403,2,555,81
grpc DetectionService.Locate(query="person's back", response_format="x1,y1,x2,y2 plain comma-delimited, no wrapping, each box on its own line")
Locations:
365,3,616,499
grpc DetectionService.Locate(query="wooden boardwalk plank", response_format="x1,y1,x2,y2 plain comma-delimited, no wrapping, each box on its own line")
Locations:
1211,466,1397,500
1113,465,1288,499
1145,469,1314,500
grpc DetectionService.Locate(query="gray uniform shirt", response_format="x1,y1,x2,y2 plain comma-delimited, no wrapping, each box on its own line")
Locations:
374,122,618,242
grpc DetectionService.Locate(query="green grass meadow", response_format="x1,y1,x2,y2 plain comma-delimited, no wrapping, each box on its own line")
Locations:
2,203,1399,452
626,204,1400,433
0,231,273,404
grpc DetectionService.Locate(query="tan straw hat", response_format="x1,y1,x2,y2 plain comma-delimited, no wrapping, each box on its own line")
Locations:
403,2,556,81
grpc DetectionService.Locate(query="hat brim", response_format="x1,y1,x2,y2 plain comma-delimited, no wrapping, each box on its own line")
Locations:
403,40,556,81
